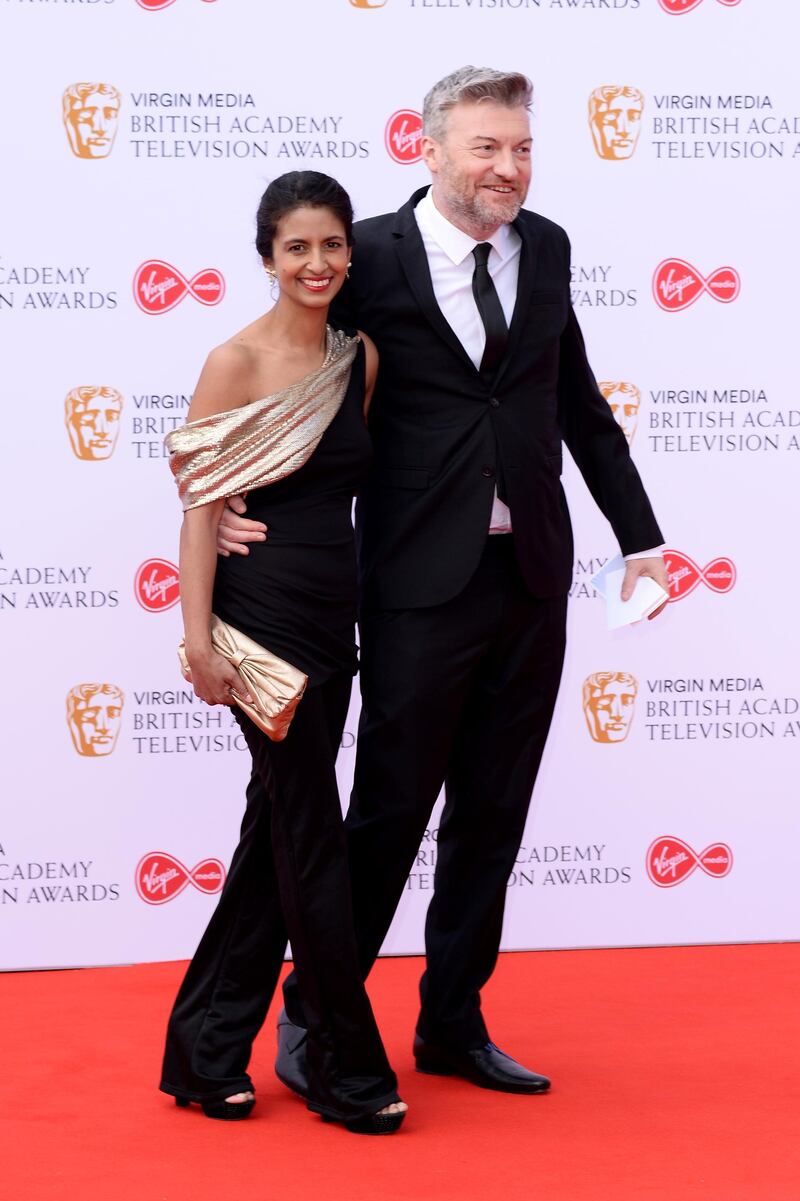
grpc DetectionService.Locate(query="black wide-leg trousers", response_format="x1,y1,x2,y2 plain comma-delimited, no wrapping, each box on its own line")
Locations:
284,536,568,1050
159,672,398,1120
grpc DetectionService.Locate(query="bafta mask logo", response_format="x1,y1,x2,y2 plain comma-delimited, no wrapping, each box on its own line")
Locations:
588,87,644,161
63,83,121,159
583,671,638,744
67,683,124,757
385,110,423,164
65,387,123,461
598,381,641,445
350,0,388,6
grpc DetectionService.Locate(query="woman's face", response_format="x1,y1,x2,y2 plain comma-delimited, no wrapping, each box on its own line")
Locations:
266,205,350,310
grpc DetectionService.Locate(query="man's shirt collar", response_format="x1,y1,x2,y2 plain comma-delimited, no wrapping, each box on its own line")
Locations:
415,186,515,266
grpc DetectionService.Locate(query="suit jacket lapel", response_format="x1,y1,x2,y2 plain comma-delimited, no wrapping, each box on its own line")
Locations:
491,213,540,393
392,190,479,376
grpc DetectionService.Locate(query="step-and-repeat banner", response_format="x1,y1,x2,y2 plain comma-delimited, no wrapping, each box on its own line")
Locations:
2,0,798,970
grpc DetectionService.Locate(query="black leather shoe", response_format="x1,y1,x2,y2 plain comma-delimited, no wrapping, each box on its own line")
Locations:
414,1036,551,1094
275,1009,310,1098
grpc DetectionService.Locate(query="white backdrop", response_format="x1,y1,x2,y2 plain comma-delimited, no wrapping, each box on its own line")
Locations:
1,0,798,970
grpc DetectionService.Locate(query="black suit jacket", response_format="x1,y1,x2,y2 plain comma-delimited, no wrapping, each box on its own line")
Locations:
332,187,663,609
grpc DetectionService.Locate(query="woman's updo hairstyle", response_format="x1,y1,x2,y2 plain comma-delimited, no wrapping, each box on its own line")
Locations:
255,171,354,259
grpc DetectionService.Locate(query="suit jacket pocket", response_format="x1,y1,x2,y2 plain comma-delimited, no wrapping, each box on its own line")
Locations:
377,466,431,490
529,289,563,305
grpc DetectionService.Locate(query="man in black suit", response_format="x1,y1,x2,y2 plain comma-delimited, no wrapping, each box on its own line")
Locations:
220,67,666,1094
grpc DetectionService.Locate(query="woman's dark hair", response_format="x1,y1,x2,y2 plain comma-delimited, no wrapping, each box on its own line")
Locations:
255,172,354,259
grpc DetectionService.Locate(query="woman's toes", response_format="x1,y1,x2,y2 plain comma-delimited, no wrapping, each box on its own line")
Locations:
377,1101,408,1116
225,1091,254,1104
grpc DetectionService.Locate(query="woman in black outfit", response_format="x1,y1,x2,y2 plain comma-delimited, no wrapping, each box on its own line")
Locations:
159,172,406,1134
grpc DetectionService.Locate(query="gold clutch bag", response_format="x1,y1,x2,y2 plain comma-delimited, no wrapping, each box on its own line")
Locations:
178,615,308,742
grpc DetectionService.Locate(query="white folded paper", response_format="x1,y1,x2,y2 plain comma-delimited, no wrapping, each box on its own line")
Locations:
591,554,669,630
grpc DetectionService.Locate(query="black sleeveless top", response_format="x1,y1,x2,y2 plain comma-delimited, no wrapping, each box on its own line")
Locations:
212,338,371,686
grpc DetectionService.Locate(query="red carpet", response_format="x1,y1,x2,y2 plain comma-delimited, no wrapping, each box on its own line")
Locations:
2,945,798,1201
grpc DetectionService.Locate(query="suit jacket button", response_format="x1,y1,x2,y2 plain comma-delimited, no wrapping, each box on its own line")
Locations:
489,397,500,408
481,466,495,478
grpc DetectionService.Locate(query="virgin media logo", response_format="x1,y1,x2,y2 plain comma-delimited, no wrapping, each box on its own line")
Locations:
659,0,740,13
653,259,740,312
385,110,423,165
135,558,180,612
646,837,733,887
133,260,225,315
135,852,225,905
663,550,736,602
136,0,217,8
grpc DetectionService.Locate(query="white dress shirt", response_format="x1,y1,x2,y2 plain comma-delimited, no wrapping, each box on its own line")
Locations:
413,187,662,561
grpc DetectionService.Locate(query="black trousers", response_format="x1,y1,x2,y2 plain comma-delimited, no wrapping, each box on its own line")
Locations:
159,672,398,1120
284,536,567,1049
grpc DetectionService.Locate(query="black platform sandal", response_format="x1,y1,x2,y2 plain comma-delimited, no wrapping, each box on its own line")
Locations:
321,1107,406,1135
175,1095,255,1121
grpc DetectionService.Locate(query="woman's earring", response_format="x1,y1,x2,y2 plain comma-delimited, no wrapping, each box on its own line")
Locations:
265,266,279,302
345,260,351,280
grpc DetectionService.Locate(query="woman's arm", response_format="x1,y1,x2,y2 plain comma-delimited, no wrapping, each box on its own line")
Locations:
179,343,254,706
360,331,379,418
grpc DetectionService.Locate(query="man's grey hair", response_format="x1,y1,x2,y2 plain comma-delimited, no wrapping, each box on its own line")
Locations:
422,66,533,141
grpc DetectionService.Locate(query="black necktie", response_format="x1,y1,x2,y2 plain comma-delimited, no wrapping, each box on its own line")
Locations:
471,242,508,379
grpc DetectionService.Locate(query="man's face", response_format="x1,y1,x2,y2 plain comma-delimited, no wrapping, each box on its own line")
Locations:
591,94,643,160
423,101,532,234
68,692,123,756
66,389,122,460
584,677,637,743
602,385,640,444
65,90,120,158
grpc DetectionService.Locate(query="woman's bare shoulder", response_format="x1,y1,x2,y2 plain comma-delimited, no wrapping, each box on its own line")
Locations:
187,332,259,421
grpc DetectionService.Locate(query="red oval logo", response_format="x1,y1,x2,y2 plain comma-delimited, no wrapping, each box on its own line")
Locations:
659,0,740,12
133,260,225,315
663,550,737,602
135,558,180,612
136,0,217,8
646,837,733,887
385,110,423,165
135,852,226,905
653,259,740,312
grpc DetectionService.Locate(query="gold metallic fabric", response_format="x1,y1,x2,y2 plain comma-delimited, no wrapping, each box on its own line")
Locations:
166,327,359,510
178,615,308,742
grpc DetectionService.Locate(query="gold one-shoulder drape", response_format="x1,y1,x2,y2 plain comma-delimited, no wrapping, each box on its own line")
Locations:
165,327,359,511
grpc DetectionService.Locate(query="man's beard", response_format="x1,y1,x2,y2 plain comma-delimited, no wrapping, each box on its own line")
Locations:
438,162,524,231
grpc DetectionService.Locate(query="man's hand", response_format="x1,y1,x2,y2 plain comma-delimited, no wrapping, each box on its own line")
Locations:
620,555,669,620
217,496,267,557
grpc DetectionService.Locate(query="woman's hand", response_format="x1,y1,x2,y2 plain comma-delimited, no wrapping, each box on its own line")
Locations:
186,648,253,707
